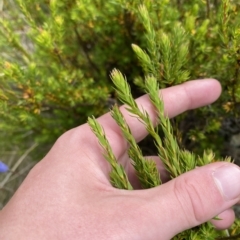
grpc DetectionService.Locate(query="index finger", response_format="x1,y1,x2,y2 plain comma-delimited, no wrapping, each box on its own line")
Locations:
97,79,221,157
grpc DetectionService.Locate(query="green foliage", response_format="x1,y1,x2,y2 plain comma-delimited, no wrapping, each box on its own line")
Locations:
1,0,240,238
88,116,133,190
89,67,235,239
1,0,240,153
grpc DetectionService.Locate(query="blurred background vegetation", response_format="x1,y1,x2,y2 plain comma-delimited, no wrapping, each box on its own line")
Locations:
0,0,240,228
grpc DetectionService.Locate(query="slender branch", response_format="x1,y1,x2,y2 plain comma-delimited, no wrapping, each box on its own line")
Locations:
206,0,211,19
73,25,100,74
0,142,38,189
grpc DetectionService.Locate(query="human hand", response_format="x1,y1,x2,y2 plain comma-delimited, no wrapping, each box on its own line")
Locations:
0,79,240,240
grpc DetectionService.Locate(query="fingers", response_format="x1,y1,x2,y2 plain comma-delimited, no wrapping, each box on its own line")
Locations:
131,162,240,239
121,79,221,142
57,79,221,180
97,79,221,157
210,208,235,230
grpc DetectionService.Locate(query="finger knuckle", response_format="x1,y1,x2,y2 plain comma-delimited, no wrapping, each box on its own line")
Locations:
173,175,207,225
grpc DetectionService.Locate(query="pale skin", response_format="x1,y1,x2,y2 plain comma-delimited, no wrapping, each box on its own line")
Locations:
1,79,240,240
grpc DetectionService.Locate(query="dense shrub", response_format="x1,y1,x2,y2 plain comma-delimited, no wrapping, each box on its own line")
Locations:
1,0,240,238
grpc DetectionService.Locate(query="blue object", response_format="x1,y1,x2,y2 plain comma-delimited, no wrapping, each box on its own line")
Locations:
0,161,9,173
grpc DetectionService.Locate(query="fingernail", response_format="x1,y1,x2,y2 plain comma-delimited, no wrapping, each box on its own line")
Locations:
212,165,240,201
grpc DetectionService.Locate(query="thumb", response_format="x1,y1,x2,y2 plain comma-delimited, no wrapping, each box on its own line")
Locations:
141,162,240,239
